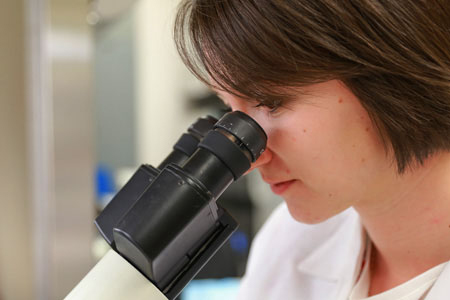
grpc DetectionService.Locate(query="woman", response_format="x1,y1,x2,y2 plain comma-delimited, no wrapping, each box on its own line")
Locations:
174,1,450,299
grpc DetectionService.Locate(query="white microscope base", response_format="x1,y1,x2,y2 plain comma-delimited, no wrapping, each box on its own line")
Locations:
65,249,168,300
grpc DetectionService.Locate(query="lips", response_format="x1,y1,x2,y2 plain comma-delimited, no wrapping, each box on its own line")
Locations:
269,180,295,195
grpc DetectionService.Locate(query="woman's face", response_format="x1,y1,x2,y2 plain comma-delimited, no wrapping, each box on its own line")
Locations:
217,80,396,223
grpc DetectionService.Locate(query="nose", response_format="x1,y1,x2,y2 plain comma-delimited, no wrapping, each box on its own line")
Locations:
245,147,272,174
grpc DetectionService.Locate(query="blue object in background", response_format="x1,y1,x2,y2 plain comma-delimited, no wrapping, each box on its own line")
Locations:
229,230,249,254
182,278,241,300
95,164,116,209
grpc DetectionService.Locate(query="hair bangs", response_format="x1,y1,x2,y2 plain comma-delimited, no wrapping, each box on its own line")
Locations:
175,0,308,106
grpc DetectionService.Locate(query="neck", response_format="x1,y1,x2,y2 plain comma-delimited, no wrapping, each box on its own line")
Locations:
354,152,450,294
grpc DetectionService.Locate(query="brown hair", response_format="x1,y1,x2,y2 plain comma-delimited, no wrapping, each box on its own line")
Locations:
174,0,450,173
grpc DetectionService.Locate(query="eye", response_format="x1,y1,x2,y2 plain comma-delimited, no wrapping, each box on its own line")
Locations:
254,102,280,113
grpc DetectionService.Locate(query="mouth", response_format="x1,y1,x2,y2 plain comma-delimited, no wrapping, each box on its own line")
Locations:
269,180,295,195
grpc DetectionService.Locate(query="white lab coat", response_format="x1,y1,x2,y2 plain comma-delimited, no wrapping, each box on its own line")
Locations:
236,203,450,300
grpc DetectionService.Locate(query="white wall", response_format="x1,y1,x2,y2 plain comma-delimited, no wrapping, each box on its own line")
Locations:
134,0,208,166
0,0,34,299
49,1,95,298
0,1,96,299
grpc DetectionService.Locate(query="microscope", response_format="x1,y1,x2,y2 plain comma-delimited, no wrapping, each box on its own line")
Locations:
65,111,267,300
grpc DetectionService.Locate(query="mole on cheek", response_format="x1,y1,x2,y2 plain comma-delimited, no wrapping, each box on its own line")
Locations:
361,158,366,163
338,98,343,103
303,129,307,133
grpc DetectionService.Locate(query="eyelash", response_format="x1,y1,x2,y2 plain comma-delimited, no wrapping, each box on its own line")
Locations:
254,103,280,113
219,103,281,114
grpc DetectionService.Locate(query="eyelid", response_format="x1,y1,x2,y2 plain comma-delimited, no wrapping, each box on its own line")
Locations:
254,102,280,113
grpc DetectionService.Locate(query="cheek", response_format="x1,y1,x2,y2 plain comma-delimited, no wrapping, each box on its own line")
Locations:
279,107,385,191
313,122,386,204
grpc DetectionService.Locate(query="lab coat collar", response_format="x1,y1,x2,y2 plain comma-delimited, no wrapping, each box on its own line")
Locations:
294,207,450,300
424,262,450,299
296,208,366,295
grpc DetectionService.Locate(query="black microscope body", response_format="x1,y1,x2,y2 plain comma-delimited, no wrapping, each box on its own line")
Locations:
94,111,267,299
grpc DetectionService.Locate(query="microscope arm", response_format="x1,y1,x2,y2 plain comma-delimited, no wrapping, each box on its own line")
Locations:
65,249,167,300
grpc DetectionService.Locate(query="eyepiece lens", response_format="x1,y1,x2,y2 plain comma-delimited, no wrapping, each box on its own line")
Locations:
214,111,267,162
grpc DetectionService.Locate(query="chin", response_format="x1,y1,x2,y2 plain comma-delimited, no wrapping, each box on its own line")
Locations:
285,204,334,225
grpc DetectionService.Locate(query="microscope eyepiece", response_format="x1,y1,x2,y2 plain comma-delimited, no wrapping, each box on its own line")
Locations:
214,111,267,162
195,111,267,180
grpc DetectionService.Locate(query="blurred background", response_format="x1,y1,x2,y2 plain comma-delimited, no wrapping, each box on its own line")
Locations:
0,0,282,299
